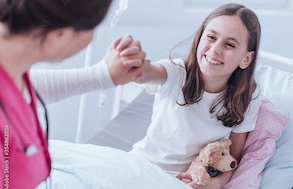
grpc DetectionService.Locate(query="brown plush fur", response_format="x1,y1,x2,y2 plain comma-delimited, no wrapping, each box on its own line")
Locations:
182,139,237,186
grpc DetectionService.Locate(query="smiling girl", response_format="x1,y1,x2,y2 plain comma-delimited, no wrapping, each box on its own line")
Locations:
130,3,262,189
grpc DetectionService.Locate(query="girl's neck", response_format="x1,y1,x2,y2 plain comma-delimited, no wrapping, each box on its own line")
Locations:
203,75,228,93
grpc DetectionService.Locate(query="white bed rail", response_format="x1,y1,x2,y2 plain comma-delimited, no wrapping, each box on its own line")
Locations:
259,50,293,73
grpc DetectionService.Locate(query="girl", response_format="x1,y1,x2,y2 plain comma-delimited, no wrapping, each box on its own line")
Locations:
130,3,262,189
0,0,146,188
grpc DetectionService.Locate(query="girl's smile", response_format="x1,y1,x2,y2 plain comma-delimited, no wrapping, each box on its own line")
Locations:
204,54,224,66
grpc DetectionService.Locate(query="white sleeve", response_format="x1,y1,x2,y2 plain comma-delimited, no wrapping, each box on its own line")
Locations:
232,93,263,133
30,59,115,104
145,58,185,95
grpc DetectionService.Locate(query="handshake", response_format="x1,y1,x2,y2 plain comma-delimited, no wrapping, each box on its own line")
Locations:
104,34,150,86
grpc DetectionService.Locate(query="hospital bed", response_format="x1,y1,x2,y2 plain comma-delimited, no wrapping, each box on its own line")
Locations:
35,1,293,188
36,46,293,189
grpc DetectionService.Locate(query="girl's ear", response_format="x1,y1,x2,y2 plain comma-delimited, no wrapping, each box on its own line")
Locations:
239,51,255,69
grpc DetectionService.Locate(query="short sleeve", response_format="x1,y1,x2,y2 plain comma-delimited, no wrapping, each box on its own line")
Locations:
232,93,263,133
145,59,185,95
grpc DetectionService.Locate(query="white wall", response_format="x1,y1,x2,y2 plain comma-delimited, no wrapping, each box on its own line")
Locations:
34,0,293,142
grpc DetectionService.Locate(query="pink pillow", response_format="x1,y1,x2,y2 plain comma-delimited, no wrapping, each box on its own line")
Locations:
223,97,290,189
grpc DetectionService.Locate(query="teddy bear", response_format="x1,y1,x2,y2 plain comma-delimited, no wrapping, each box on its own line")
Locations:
182,138,238,186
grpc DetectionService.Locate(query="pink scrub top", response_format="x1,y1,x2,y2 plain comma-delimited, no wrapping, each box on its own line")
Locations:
0,66,51,189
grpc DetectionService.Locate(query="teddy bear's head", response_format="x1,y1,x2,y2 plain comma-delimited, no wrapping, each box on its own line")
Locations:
183,138,238,186
200,138,237,172
182,139,237,185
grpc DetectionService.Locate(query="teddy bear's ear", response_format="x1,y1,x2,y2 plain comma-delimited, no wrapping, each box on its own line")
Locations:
201,145,213,166
223,138,232,148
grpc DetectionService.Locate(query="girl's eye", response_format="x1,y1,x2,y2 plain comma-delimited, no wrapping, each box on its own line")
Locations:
226,43,235,48
207,35,216,40
222,153,225,156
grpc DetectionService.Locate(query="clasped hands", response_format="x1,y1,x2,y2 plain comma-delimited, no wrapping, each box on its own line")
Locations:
104,34,150,85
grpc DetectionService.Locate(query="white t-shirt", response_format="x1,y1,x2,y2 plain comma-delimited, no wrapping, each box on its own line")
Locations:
130,58,262,176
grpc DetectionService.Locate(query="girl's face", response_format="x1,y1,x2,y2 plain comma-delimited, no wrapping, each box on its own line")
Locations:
196,15,254,84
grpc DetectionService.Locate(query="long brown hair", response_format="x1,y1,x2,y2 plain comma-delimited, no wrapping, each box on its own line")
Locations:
0,0,112,35
180,3,261,127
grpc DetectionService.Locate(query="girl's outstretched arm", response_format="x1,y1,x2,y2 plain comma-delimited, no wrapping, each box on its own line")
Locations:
135,61,167,86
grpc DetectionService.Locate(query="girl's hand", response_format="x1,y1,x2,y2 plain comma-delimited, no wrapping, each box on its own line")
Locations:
177,172,222,189
104,34,147,85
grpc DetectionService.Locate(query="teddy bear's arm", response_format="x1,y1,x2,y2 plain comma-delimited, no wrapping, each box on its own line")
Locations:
190,162,211,186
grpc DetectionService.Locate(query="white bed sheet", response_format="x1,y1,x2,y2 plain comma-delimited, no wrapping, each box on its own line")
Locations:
36,139,192,189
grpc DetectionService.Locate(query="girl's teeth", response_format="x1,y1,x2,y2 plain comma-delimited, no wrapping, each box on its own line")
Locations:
206,56,222,65
211,60,221,64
